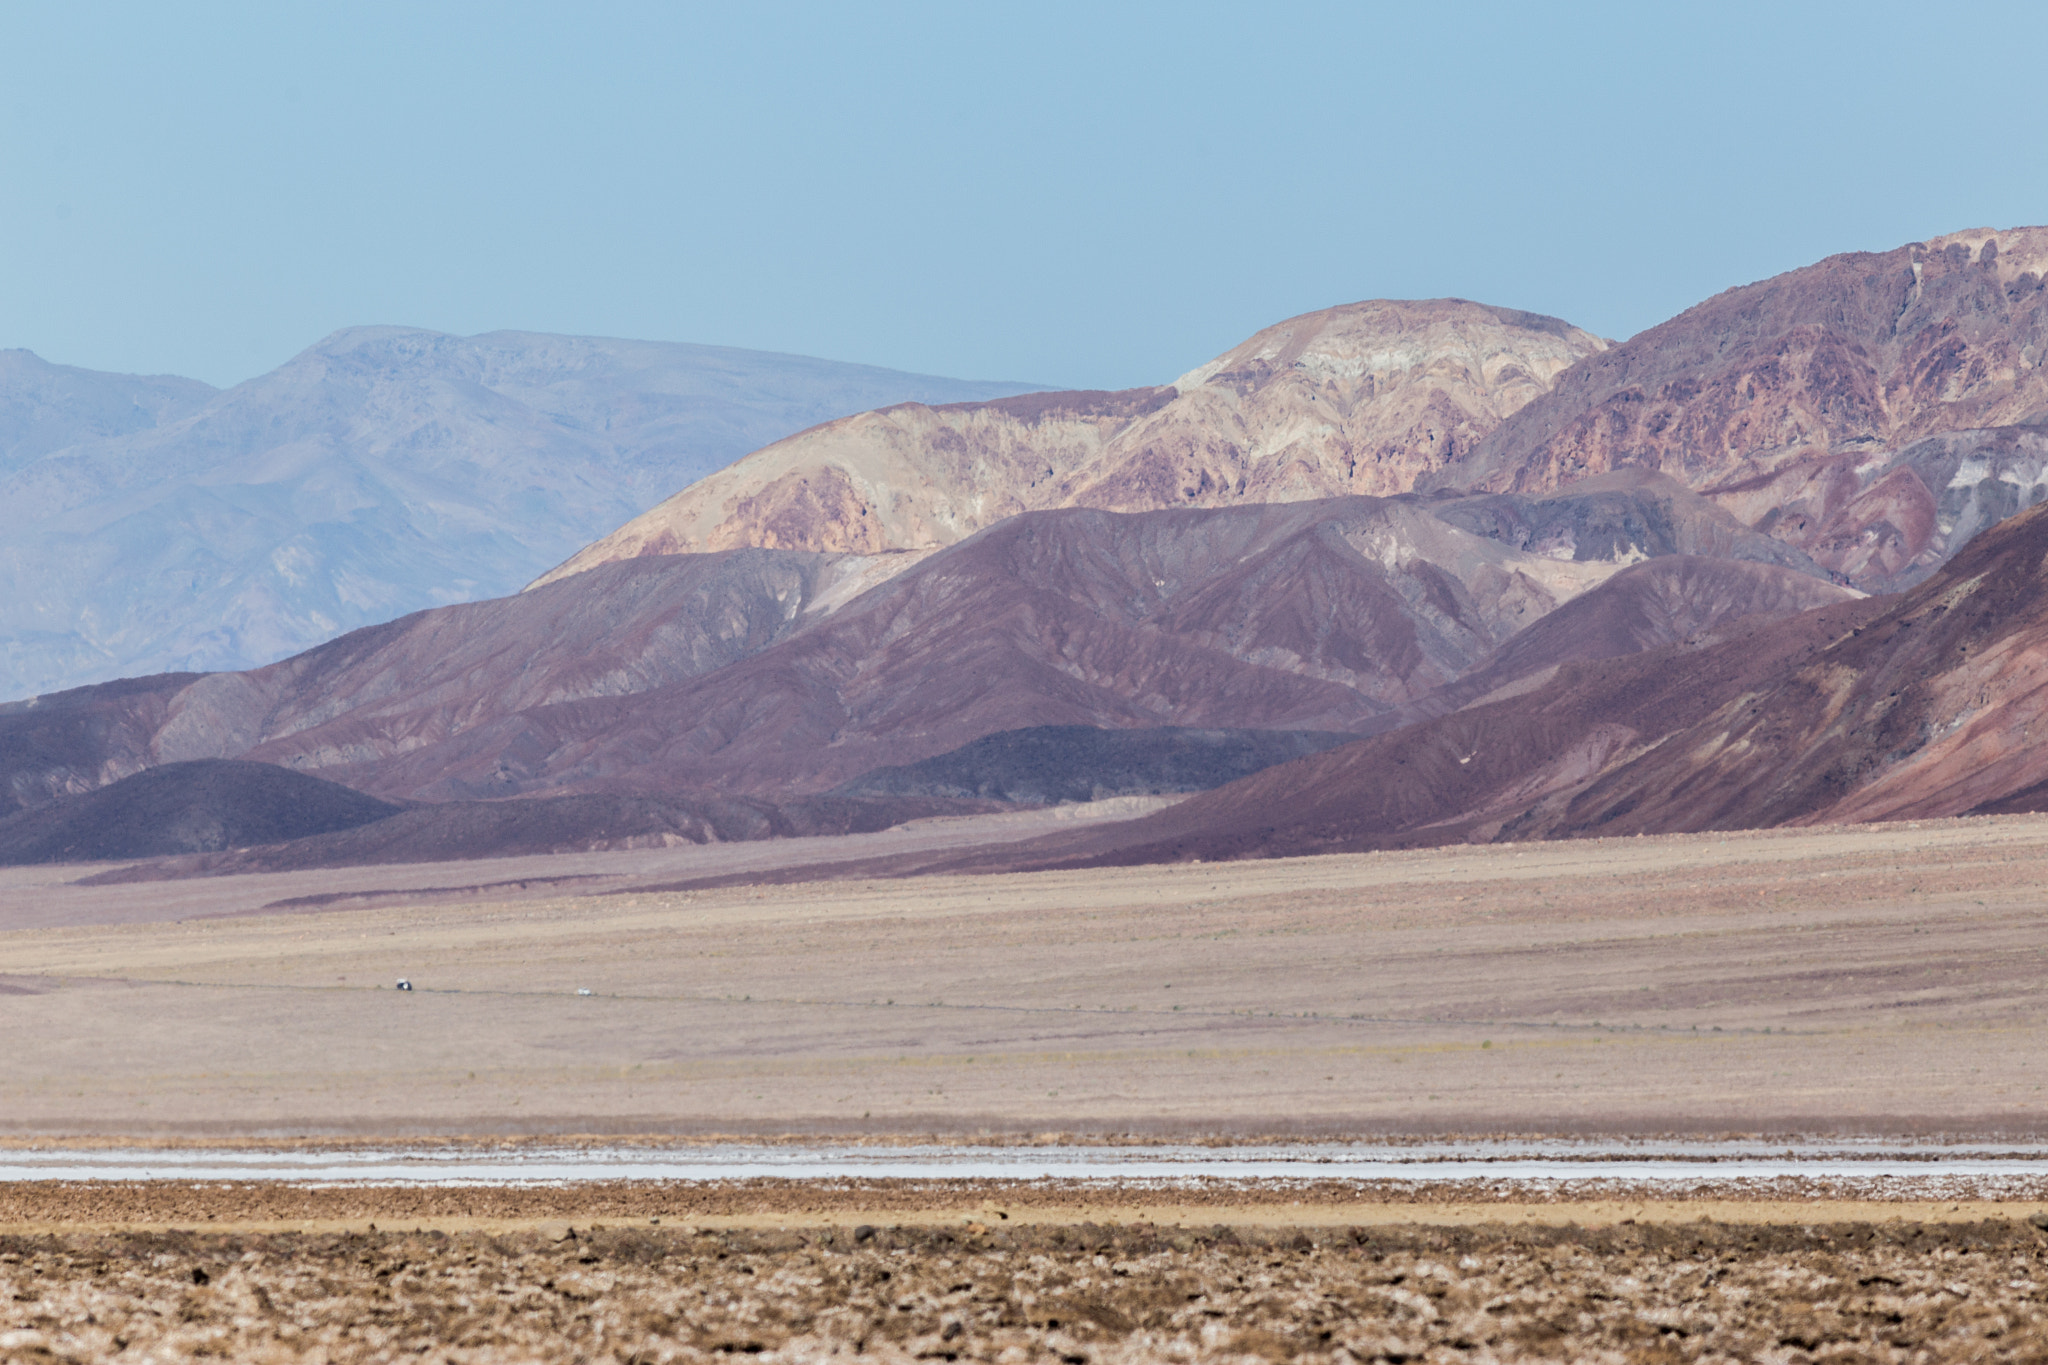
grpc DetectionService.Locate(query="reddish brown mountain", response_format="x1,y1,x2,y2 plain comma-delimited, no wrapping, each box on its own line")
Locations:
143,548,902,775
1440,227,2048,592
535,300,1606,582
0,672,203,817
1413,554,1860,719
255,478,1839,801
261,496,1612,800
949,493,2048,872
0,474,1820,817
0,548,902,799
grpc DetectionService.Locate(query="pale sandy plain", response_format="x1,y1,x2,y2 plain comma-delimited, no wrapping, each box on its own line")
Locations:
5,810,2048,1137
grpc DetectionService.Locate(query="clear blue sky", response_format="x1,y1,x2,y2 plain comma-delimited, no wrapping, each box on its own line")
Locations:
4,0,2045,391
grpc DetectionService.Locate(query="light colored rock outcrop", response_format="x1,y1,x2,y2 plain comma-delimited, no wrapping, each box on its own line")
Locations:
532,300,1607,585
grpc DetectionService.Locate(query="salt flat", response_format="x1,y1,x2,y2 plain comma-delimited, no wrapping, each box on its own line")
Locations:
4,815,2048,1138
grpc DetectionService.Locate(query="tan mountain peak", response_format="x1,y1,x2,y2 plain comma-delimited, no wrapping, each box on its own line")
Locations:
529,298,1606,588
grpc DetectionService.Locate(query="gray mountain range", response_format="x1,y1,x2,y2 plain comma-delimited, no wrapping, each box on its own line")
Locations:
0,330,1034,698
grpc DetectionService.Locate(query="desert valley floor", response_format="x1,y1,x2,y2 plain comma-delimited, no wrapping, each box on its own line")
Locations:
6,811,2048,1137
12,817,2048,1360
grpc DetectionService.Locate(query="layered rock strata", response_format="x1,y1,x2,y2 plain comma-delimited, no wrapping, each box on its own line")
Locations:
535,301,1607,583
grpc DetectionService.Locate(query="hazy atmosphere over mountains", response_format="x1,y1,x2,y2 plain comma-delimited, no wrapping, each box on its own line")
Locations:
0,331,1034,696
8,225,2048,876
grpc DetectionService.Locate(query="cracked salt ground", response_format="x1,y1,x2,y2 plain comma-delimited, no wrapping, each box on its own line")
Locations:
9,1220,2048,1363
9,1140,2048,1187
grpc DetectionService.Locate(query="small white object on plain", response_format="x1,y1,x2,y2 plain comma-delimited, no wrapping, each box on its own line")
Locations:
577,988,593,996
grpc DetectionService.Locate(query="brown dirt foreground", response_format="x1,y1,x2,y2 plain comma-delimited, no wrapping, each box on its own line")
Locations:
11,1184,2048,1362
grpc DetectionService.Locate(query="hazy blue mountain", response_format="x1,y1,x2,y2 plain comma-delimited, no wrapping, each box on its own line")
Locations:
0,349,216,470
0,328,1036,698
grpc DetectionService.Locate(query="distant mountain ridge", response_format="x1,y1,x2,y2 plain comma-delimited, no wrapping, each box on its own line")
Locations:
0,350,215,467
833,725,1359,805
0,329,1036,697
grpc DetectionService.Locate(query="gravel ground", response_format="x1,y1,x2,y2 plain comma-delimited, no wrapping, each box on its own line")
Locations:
10,1175,2048,1226
8,1217,2048,1363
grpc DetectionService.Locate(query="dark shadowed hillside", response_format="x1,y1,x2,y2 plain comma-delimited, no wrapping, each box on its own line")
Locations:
0,760,400,865
74,790,998,881
833,725,1357,805
1420,555,1860,717
928,495,2048,873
